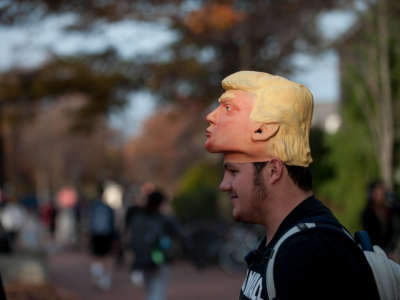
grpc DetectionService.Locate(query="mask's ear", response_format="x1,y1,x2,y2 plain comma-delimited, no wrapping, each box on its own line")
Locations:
252,123,279,141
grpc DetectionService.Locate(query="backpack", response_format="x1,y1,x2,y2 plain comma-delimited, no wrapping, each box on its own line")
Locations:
266,218,400,300
89,201,114,236
130,212,173,270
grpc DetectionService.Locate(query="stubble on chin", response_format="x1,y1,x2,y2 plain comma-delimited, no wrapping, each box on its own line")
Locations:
254,183,267,204
232,204,246,223
251,175,267,224
232,199,263,225
231,169,268,224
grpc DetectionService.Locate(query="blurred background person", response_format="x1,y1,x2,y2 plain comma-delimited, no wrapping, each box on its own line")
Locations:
102,181,125,267
362,180,400,259
39,200,58,241
54,187,79,249
17,205,48,253
129,189,181,300
123,191,144,268
124,182,154,237
0,196,26,253
87,183,116,291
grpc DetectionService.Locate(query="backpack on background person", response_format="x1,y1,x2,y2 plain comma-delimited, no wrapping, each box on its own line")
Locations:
130,212,173,271
89,200,114,236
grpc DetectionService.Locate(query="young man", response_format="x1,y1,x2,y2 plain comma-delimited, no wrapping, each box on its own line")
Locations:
205,71,379,299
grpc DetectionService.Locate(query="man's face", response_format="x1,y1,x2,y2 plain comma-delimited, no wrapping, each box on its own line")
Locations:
219,162,267,223
372,184,386,205
205,90,257,154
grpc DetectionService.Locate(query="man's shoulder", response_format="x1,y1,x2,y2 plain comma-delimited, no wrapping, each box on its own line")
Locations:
276,225,360,260
273,223,379,299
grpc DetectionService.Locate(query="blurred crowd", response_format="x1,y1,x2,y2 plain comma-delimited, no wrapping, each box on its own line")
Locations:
0,179,399,299
0,185,81,254
0,181,249,299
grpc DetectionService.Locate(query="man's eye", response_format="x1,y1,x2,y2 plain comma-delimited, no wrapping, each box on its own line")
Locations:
225,105,231,111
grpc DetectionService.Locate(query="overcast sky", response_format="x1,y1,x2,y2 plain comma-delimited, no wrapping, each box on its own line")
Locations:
291,10,357,102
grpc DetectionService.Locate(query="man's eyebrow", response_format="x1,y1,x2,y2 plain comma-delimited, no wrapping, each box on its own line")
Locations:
223,162,235,170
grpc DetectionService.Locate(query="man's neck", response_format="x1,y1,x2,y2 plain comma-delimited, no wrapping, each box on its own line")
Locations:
264,189,313,245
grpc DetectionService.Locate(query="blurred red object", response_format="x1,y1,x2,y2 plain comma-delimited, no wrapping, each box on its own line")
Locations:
56,187,77,209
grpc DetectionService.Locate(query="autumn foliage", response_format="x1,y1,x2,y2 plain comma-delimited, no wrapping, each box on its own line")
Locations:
185,3,245,34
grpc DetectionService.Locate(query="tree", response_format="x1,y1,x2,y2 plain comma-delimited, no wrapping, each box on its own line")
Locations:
316,0,400,230
316,102,379,231
0,52,134,131
4,95,124,199
1,0,354,110
336,0,400,191
0,52,134,187
0,0,358,198
146,0,353,107
173,161,222,221
122,99,206,192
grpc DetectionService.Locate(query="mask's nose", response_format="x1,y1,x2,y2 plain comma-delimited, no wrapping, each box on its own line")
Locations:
206,108,218,125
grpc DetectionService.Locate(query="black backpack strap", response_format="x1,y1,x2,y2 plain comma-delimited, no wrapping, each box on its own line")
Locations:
354,230,374,251
265,217,356,300
298,215,343,228
298,216,355,240
266,222,317,300
299,216,376,252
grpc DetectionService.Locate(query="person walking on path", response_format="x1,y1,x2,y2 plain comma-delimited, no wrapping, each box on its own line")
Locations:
129,189,182,300
205,71,380,299
88,184,116,291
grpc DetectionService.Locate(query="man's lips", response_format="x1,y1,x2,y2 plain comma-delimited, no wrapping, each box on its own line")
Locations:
230,193,238,200
205,130,211,138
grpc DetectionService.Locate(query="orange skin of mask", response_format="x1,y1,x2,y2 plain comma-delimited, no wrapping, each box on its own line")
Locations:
205,90,277,163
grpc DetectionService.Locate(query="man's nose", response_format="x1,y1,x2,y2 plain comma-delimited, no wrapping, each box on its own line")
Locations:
219,174,231,192
206,108,218,125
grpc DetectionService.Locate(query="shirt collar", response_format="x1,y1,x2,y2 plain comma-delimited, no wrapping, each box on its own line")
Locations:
245,195,337,266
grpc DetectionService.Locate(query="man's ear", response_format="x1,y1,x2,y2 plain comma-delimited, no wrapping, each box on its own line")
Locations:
268,158,284,184
252,123,279,141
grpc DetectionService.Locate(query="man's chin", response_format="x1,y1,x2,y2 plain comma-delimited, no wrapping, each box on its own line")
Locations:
232,211,254,224
232,210,244,222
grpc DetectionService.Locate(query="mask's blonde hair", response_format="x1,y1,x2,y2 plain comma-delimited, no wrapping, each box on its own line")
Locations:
222,71,314,166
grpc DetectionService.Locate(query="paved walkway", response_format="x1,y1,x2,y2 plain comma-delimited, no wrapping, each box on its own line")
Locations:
48,251,244,300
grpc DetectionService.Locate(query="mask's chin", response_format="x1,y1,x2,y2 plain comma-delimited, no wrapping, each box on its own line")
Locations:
204,139,217,152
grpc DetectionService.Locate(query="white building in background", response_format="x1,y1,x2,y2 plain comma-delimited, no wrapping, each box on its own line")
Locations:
312,102,342,134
